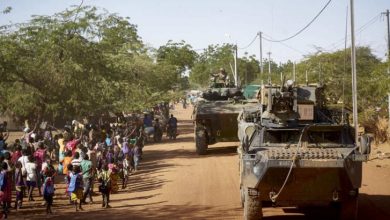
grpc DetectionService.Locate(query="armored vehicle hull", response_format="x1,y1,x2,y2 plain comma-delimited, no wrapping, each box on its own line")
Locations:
193,100,258,155
238,84,371,220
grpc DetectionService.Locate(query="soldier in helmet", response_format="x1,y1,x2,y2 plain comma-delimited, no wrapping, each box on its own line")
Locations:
211,68,228,86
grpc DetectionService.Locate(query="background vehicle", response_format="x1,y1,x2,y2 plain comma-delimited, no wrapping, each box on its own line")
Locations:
192,82,258,155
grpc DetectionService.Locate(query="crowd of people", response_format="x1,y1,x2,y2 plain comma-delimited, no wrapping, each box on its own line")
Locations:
0,112,178,218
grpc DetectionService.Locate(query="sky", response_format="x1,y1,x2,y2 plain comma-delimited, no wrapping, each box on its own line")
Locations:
1,0,389,63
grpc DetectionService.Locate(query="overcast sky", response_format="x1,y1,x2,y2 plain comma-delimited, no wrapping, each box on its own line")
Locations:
1,0,389,63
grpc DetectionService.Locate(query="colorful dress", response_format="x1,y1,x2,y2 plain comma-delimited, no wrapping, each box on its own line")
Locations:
108,163,119,193
14,168,25,202
69,173,83,201
0,170,11,204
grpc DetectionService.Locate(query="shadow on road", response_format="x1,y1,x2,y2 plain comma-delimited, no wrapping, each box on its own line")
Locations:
143,145,237,162
34,204,241,220
205,145,237,156
262,193,390,220
358,193,390,220
263,206,338,220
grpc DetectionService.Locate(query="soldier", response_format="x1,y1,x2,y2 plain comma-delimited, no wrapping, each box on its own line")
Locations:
211,68,228,86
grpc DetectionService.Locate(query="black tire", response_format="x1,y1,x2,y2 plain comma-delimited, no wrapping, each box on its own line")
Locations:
339,197,358,220
195,129,208,155
240,186,245,208
243,188,262,220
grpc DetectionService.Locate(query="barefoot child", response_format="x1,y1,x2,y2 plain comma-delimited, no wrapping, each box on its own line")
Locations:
14,161,25,209
25,155,37,201
43,175,55,214
0,162,9,218
68,166,84,211
98,163,111,208
122,154,130,189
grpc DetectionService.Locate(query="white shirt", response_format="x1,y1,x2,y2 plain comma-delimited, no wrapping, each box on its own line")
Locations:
25,162,37,181
18,155,29,169
71,158,82,167
41,162,48,172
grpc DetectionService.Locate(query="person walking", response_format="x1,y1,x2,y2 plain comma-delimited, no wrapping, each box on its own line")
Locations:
81,154,93,204
68,166,84,211
14,161,25,209
98,163,111,208
25,155,37,202
42,171,55,214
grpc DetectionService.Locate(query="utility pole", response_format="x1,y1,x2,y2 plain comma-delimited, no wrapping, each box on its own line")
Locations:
293,62,296,83
234,44,238,87
382,9,390,61
259,32,263,76
350,0,359,144
388,93,390,133
382,9,390,131
267,52,272,84
305,70,308,85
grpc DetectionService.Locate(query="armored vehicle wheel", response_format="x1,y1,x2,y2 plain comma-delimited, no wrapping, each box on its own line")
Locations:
240,186,245,208
195,129,208,155
339,197,358,220
243,188,262,220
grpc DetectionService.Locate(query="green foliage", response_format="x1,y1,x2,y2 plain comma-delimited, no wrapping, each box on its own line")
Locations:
0,6,179,123
156,40,197,90
190,44,238,87
238,54,260,86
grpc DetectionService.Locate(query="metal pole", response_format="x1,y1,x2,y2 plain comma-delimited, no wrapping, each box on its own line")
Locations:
388,93,390,132
350,0,359,144
293,62,296,83
268,52,271,84
386,9,390,61
318,63,322,84
305,70,308,85
259,32,263,75
234,44,238,87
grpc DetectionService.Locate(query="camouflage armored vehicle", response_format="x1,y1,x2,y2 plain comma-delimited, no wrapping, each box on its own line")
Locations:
237,81,371,220
192,80,258,155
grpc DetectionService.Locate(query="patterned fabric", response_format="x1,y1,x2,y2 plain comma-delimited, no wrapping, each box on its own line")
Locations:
110,173,119,194
71,188,83,201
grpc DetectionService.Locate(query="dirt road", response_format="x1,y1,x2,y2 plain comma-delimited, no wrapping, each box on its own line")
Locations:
11,106,390,219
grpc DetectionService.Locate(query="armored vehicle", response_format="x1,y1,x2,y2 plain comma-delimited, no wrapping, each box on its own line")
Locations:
192,81,258,155
237,81,371,220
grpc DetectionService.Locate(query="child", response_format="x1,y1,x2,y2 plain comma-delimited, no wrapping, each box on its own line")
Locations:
2,152,12,210
122,154,130,189
25,155,37,201
68,166,83,211
41,155,56,181
0,162,9,218
14,161,25,209
98,163,111,208
65,164,73,204
11,144,22,165
34,142,46,196
43,174,55,214
133,143,141,172
61,150,73,176
108,158,119,194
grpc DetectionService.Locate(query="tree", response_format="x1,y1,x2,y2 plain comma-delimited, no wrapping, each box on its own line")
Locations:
156,40,197,89
0,6,181,124
190,44,236,87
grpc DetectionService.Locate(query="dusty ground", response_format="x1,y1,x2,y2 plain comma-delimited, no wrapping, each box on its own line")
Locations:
5,106,390,220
